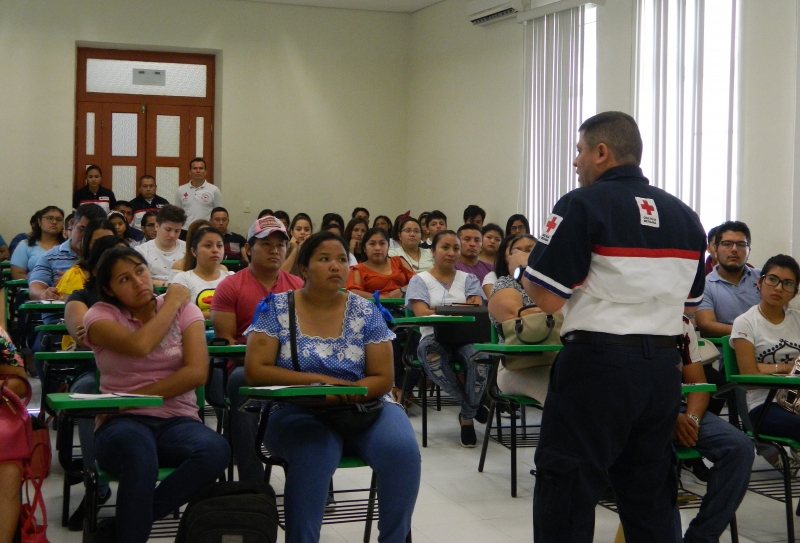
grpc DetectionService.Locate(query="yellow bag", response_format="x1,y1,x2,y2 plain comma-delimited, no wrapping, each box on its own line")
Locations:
55,265,88,350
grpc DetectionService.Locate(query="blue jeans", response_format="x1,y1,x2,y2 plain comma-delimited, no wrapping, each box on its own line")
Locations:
264,403,421,543
416,335,487,420
95,415,230,543
227,366,265,482
677,408,754,543
70,371,110,497
750,401,800,442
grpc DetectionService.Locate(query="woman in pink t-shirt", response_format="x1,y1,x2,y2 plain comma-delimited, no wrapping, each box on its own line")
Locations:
84,246,230,543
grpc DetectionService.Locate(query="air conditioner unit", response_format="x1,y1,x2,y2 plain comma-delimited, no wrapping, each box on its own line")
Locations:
467,0,524,25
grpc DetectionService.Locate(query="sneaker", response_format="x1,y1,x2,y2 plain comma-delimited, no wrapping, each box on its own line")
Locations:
90,517,116,543
681,458,709,485
459,418,477,448
474,405,490,425
69,488,113,531
767,453,800,476
325,490,337,513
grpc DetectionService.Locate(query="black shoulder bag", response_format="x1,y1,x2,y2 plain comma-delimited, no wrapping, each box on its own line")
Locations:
287,291,383,434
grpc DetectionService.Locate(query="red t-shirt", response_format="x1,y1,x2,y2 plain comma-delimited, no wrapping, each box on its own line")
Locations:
346,256,415,296
211,268,304,342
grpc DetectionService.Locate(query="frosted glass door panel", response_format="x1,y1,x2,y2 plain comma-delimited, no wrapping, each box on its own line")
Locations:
156,167,181,203
111,113,138,157
156,115,181,157
86,112,95,155
195,117,204,157
112,166,138,202
86,59,207,97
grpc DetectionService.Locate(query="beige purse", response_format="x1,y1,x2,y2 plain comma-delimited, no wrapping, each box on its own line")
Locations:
500,305,563,371
775,357,800,415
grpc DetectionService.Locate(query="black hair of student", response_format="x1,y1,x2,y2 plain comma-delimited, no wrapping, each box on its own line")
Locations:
211,207,228,217
28,206,63,246
392,214,412,242
495,234,537,278
418,211,431,227
113,201,132,211
85,164,102,177
189,226,223,270
80,219,116,268
715,221,752,246
95,246,151,307
761,254,800,286
74,203,107,224
344,217,369,245
258,209,274,219
456,223,482,237
431,230,459,251
289,213,313,233
504,214,531,237
273,210,290,223
108,212,134,242
707,226,718,246
321,213,345,233
296,231,349,271
140,211,157,227
351,207,369,219
156,204,187,226
189,157,207,169
362,227,390,247
398,217,422,239
427,210,447,224
482,223,504,238
321,223,342,236
579,111,643,166
372,215,394,238
83,235,128,293
139,174,155,183
463,205,486,223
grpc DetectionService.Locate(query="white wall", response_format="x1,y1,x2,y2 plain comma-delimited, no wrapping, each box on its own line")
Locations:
0,0,410,237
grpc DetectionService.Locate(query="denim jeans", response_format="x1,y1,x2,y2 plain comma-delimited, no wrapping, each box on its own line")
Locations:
227,366,265,482
677,408,754,543
264,402,421,543
416,335,487,420
750,401,800,442
70,371,110,496
95,414,230,543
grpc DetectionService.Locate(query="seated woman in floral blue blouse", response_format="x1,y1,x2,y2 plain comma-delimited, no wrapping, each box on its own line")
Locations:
244,231,421,543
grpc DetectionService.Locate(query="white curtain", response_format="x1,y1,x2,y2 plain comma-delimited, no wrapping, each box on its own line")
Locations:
522,6,585,236
634,0,738,230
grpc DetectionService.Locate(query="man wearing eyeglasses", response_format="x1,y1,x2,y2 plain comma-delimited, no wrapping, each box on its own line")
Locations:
696,221,761,338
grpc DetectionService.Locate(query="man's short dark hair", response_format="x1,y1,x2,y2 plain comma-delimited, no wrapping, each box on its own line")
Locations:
715,221,751,246
113,201,131,210
258,209,275,219
141,211,157,225
189,157,207,169
482,223,504,238
457,223,482,237
463,205,486,223
139,174,155,183
579,111,643,166
707,226,718,246
74,203,106,223
211,207,228,217
156,205,187,226
427,210,447,224
352,207,369,219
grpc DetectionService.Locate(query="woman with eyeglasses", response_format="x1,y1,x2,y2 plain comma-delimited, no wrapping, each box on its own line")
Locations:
388,217,433,273
731,254,800,445
10,206,64,280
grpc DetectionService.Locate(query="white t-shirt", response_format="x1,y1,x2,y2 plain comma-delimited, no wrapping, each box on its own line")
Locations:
482,271,497,289
136,239,186,282
170,269,234,313
174,181,223,226
405,270,483,338
730,305,800,411
388,246,434,273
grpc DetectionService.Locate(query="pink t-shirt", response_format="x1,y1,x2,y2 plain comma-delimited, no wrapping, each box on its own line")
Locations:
84,297,205,421
211,268,304,342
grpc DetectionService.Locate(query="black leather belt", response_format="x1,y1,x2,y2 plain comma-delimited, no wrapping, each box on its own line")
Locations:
562,331,680,349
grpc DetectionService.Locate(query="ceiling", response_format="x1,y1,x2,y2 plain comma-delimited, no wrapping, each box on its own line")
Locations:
236,0,444,13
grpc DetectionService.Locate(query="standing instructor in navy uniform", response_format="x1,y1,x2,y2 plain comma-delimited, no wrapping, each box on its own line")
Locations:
522,112,706,543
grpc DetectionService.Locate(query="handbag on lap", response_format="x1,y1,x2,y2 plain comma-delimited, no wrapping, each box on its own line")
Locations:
499,305,563,371
776,357,800,415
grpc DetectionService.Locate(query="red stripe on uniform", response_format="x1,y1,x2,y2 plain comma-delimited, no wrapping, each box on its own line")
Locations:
592,245,701,260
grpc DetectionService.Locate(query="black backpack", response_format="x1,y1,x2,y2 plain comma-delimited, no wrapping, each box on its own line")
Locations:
175,481,279,543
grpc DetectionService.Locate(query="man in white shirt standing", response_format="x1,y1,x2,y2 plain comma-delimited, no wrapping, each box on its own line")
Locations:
135,205,187,286
175,157,223,231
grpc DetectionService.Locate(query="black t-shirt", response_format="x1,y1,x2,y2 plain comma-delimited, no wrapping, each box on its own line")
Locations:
223,231,247,261
73,186,116,212
67,287,99,308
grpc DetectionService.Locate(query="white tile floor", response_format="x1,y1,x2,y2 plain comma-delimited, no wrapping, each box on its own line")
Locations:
30,381,800,543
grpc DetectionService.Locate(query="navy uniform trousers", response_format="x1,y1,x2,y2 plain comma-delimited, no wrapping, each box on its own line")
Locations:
533,335,682,543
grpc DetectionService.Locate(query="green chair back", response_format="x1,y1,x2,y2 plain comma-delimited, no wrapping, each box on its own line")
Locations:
721,335,737,375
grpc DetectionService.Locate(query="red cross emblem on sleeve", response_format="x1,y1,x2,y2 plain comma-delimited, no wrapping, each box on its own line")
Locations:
539,213,562,245
635,197,659,228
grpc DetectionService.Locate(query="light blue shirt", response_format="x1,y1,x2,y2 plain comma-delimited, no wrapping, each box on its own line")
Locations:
10,240,46,273
29,240,78,287
698,265,761,325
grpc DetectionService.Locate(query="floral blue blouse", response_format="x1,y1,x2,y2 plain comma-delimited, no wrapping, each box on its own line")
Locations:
245,291,396,391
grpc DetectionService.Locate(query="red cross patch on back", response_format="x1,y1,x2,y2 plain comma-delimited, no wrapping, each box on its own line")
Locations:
635,197,659,228
539,213,563,245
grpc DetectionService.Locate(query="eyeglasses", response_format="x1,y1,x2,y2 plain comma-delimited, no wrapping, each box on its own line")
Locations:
41,216,63,223
143,222,157,228
762,274,798,292
717,241,749,250
401,229,421,235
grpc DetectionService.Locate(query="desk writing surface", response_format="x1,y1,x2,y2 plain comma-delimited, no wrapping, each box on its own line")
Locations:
20,302,66,312
35,350,95,361
681,383,716,394
393,316,476,325
240,385,368,398
729,374,800,386
208,345,247,356
473,343,562,354
47,392,163,410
